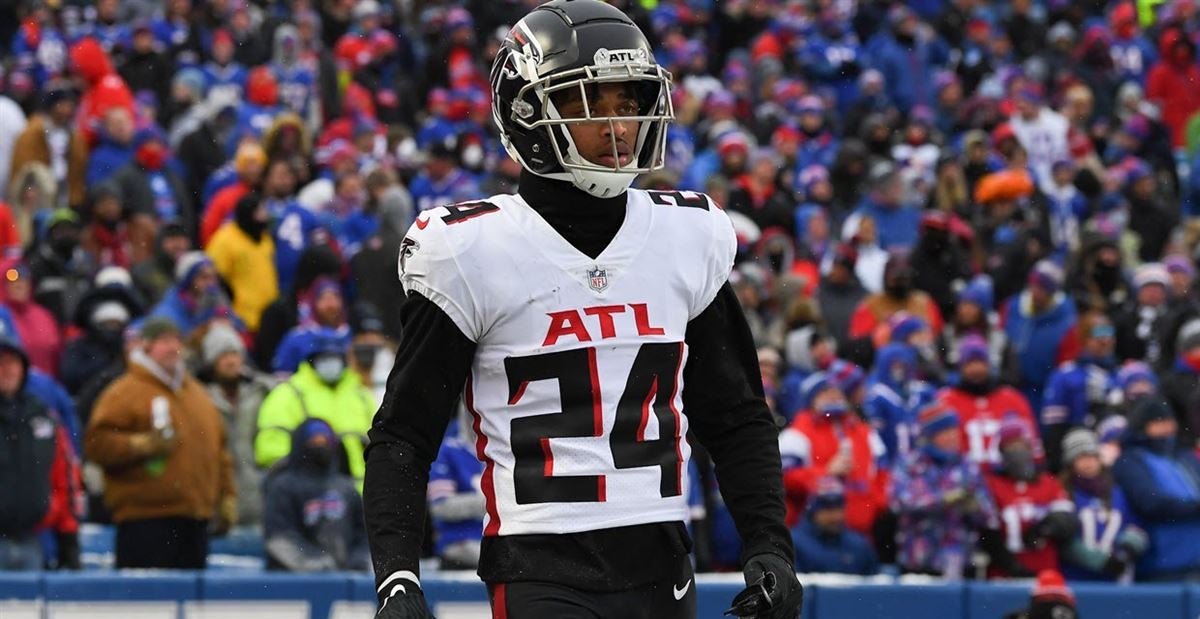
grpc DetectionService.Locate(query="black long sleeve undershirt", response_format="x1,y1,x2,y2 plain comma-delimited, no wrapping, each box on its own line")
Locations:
364,173,792,594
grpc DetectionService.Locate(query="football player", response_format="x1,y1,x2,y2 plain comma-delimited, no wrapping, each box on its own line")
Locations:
364,2,802,618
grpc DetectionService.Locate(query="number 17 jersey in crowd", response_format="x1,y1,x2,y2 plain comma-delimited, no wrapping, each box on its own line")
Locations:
398,188,734,537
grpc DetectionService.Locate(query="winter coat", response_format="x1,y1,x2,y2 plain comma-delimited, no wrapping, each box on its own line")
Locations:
1162,361,1200,450
1127,196,1178,263
791,514,879,575
891,448,997,575
779,411,890,533
428,435,486,555
252,246,343,371
205,372,275,526
849,196,922,252
7,299,60,379
9,115,88,208
1040,357,1117,469
200,181,251,247
817,279,869,349
206,222,279,332
1113,440,1200,577
262,429,369,572
117,50,173,107
178,122,231,210
26,245,93,328
59,333,123,396
69,37,134,146
864,345,937,466
109,161,192,233
865,32,944,114
255,363,377,488
1146,30,1200,148
0,369,77,539
84,351,234,523
272,324,351,375
1002,291,1079,411
849,291,945,340
26,369,79,451
147,286,240,340
1061,483,1142,581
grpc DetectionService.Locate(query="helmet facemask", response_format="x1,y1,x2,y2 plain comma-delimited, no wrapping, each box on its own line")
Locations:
500,54,674,198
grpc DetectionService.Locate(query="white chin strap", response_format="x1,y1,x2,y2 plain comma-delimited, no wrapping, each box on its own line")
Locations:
566,166,638,198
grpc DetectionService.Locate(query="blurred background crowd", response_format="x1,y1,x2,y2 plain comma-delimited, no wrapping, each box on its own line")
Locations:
1,0,1200,586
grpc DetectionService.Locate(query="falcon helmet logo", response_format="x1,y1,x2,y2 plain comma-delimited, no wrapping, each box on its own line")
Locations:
399,237,420,274
587,267,609,292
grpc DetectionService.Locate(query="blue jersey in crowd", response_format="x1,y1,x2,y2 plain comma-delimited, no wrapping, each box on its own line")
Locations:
428,435,485,554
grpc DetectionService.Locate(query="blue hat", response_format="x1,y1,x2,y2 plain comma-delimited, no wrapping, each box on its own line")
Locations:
958,334,990,368
306,327,351,361
918,401,960,439
810,477,846,510
1115,361,1157,396
800,372,836,410
888,312,927,343
960,275,994,310
827,360,865,396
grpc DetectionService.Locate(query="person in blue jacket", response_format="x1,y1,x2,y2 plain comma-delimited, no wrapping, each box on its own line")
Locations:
272,277,351,375
792,477,879,575
864,342,935,466
146,251,243,339
1040,311,1118,471
1003,260,1079,414
850,161,922,252
1058,428,1148,582
428,422,486,570
1112,398,1200,580
864,5,948,115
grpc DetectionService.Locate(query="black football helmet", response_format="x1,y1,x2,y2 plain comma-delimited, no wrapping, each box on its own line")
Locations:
490,0,674,198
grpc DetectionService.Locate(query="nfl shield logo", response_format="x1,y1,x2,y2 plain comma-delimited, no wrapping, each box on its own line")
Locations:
587,267,609,292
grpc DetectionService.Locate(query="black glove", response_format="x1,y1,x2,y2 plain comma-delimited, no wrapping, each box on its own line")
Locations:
56,531,81,570
726,553,803,619
376,575,436,619
1021,522,1046,550
1101,554,1131,578
1040,512,1080,546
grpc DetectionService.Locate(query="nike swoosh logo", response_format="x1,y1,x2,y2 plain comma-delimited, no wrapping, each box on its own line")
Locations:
673,579,691,600
415,215,431,230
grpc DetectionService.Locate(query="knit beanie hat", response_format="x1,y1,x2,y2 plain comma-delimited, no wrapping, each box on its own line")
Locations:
918,400,960,439
202,323,246,366
1061,428,1100,465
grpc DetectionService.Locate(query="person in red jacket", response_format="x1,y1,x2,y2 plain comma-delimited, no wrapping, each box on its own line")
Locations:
0,261,61,379
1146,28,1200,148
200,142,266,246
67,37,133,148
779,372,889,534
984,416,1078,578
939,335,1042,470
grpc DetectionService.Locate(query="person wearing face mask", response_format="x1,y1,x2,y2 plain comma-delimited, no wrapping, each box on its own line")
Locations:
1003,259,1080,413
200,323,275,527
262,418,370,572
1039,311,1118,472
85,316,236,569
1058,428,1149,582
776,324,839,421
863,343,937,467
984,416,1079,578
272,277,351,375
891,401,999,577
110,126,191,254
256,331,377,491
791,477,879,575
779,373,889,536
1112,398,1200,580
939,335,1041,470
206,192,280,332
27,208,94,326
910,212,973,320
1069,237,1131,314
1162,320,1200,451
848,251,944,343
1114,263,1173,365
59,273,143,397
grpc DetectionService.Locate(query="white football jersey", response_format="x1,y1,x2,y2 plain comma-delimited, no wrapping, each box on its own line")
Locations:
399,188,735,536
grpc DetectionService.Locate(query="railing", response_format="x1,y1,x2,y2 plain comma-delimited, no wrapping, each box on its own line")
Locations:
0,571,1197,618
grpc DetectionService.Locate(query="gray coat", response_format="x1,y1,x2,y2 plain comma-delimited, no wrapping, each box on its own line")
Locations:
205,371,276,526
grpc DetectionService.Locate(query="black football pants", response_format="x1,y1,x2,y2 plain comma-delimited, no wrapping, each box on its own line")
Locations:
488,555,696,619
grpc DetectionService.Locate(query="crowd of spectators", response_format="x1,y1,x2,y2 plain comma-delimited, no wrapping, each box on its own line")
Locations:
0,0,1199,585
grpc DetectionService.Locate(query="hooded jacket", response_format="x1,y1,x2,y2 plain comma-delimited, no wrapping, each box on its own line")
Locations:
0,338,77,539
10,116,88,209
69,38,134,146
262,420,369,571
864,344,936,465
1112,401,1200,577
206,197,279,332
1003,291,1079,411
205,369,275,526
791,499,879,575
84,349,234,523
1146,29,1200,148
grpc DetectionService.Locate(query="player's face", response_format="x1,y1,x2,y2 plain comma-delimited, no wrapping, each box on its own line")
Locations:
553,82,641,168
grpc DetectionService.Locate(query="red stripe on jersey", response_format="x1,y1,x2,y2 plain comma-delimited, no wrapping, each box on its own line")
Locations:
465,375,501,536
491,583,508,619
508,381,528,406
541,437,554,476
636,376,658,442
587,347,607,501
669,342,686,492
588,347,603,436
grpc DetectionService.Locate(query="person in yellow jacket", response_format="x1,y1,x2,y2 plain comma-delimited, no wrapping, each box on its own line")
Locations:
255,329,376,490
206,192,279,331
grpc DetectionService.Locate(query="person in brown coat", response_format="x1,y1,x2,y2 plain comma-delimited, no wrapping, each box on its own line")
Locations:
84,316,235,569
9,81,88,210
